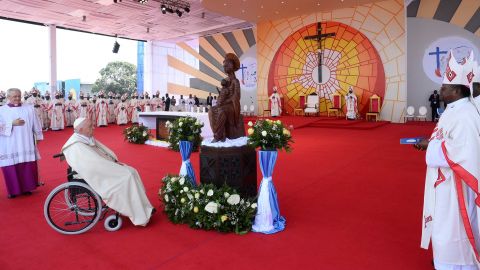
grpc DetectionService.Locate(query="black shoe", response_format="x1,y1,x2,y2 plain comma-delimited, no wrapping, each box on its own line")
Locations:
151,208,157,215
23,191,32,196
7,194,16,199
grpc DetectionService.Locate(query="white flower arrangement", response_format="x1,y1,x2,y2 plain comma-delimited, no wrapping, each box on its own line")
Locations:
160,174,257,234
247,119,293,151
167,116,204,152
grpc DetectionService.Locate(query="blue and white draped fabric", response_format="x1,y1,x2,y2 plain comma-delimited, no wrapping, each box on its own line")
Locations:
179,140,196,187
252,150,286,234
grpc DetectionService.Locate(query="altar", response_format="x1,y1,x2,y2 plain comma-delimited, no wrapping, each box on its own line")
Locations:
139,111,213,140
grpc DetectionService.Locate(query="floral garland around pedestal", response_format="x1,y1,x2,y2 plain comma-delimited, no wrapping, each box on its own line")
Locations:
159,175,257,234
166,117,204,152
247,119,293,151
123,124,150,144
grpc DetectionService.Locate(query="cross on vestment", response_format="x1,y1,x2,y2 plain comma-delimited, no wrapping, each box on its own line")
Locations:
303,22,336,83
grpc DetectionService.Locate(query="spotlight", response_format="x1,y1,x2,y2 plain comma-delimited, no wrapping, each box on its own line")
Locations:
137,0,148,4
161,4,166,14
184,6,190,13
176,9,182,17
112,41,120,53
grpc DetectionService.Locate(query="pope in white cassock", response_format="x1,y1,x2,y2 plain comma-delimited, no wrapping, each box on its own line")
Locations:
417,51,480,270
345,86,358,120
62,117,154,226
269,86,282,117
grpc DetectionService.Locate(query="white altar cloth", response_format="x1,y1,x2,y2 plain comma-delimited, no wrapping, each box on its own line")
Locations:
138,111,213,138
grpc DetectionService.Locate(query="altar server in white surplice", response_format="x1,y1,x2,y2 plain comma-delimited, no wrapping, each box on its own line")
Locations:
269,86,282,117
345,86,358,120
62,117,154,226
49,92,65,131
417,51,480,270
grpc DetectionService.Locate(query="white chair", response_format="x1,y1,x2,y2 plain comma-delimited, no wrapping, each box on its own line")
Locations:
304,94,319,116
249,104,255,116
416,106,427,121
242,105,248,116
404,106,415,122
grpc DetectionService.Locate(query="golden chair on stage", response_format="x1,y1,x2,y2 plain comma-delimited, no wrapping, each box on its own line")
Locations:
294,95,306,116
366,94,381,121
327,93,342,117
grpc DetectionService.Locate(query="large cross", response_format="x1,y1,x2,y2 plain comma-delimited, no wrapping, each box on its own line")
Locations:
239,64,248,84
304,22,336,83
428,46,448,71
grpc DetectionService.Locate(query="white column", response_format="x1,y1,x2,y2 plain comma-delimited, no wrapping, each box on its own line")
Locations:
143,40,153,96
48,24,57,95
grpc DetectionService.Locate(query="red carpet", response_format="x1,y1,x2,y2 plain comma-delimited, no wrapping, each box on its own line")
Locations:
0,118,436,269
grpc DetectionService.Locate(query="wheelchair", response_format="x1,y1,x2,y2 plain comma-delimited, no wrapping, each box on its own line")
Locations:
44,153,123,235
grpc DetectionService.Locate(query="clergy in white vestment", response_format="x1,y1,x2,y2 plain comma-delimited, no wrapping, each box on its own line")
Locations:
0,88,43,198
186,94,194,112
115,94,129,125
62,117,154,226
107,92,116,124
26,89,44,130
269,86,282,117
41,92,51,130
49,92,65,131
76,93,89,119
95,91,108,127
129,93,140,123
417,51,480,270
345,86,358,120
64,94,77,127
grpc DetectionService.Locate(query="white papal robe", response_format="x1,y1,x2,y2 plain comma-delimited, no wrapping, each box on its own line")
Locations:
269,93,282,117
422,98,480,269
62,134,154,226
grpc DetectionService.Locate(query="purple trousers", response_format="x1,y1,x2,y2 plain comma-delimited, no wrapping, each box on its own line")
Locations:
1,161,38,196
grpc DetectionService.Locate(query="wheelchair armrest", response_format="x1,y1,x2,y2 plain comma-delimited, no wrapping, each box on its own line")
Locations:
53,153,65,161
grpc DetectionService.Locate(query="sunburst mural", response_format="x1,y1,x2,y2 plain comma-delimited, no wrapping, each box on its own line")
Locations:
268,21,386,115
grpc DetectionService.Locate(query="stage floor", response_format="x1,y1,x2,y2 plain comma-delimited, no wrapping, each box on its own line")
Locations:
0,118,435,269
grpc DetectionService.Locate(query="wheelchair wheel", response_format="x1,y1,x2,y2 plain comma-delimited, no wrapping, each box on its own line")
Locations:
104,214,123,232
44,182,102,235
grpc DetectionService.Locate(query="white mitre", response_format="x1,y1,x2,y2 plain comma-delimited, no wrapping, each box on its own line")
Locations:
442,50,473,87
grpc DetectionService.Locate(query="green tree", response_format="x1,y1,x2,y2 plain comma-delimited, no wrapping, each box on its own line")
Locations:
92,61,137,96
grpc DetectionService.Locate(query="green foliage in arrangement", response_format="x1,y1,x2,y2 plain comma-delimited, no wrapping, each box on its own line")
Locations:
123,124,150,144
246,119,293,152
159,175,258,234
166,116,204,152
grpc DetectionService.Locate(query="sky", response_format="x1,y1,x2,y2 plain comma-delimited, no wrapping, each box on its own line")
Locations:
0,19,138,91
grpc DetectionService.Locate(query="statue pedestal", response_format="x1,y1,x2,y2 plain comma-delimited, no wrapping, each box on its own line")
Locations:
200,145,257,198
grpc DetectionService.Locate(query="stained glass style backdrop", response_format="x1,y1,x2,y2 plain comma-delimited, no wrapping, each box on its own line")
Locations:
268,21,385,116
